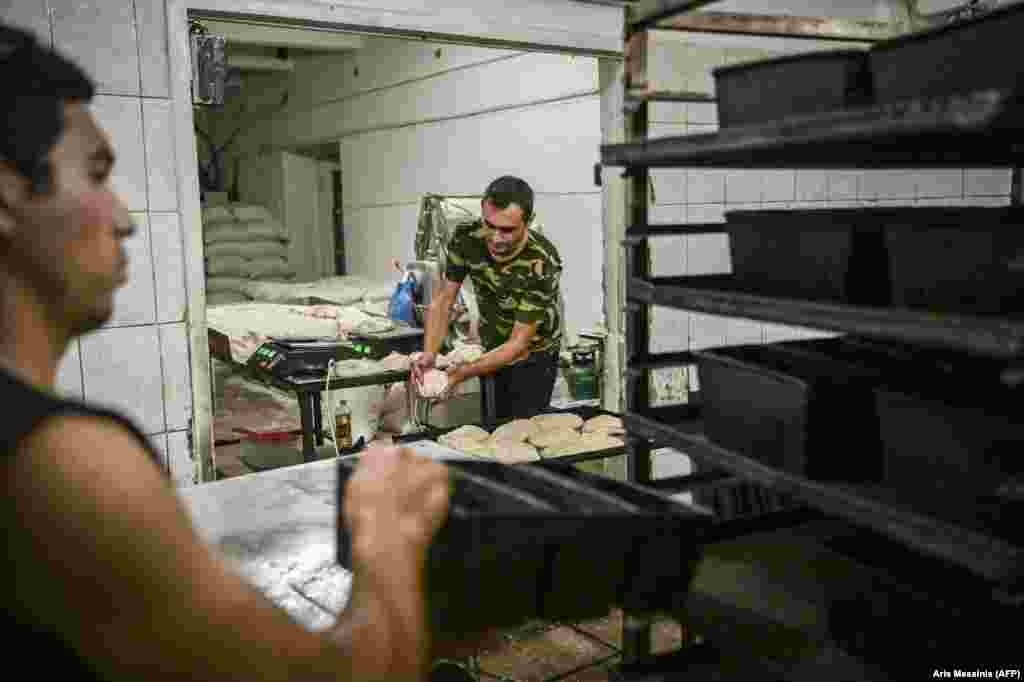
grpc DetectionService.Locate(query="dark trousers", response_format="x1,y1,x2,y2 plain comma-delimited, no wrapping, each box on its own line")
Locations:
479,351,559,424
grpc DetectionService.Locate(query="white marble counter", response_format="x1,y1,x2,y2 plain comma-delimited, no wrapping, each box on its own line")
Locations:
177,443,472,631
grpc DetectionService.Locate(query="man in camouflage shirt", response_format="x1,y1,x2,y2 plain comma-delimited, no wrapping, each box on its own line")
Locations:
412,176,563,420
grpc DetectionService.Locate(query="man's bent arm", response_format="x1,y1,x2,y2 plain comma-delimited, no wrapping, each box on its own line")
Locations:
1,415,431,682
453,321,535,381
424,279,461,356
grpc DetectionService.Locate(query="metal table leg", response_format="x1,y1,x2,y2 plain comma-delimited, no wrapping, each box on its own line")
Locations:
312,391,324,447
298,392,318,463
621,612,653,663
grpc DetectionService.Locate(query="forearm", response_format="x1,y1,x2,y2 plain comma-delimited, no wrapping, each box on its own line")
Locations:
423,294,454,356
456,339,528,381
326,560,429,681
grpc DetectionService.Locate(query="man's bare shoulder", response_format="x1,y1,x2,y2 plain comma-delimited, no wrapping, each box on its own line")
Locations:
6,412,166,496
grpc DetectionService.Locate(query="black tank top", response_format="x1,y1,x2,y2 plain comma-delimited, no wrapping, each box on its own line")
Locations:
0,365,167,680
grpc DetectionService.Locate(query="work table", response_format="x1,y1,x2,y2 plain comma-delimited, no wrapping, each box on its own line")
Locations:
177,442,470,631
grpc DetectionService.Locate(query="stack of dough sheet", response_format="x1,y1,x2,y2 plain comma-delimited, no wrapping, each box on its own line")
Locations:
206,303,392,366
242,276,398,307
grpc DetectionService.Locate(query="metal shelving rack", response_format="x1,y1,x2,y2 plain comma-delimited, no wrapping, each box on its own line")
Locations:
601,0,1024,676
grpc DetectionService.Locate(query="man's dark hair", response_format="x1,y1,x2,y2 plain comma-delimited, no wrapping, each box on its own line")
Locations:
484,176,534,224
0,25,95,194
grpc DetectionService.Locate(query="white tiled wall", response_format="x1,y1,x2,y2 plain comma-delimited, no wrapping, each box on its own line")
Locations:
7,3,195,486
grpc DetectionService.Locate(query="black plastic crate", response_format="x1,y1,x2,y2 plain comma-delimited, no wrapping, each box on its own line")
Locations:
725,209,889,304
536,463,709,613
713,49,873,128
337,460,557,638
869,2,1024,105
337,457,710,639
875,385,1024,502
694,342,886,481
882,207,1024,315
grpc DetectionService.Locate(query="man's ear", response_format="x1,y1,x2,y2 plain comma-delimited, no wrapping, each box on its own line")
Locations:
0,160,28,238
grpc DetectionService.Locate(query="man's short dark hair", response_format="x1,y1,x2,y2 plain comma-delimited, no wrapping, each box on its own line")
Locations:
484,176,534,224
0,25,95,194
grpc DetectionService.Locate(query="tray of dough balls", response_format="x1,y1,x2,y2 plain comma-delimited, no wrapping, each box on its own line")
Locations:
431,407,627,465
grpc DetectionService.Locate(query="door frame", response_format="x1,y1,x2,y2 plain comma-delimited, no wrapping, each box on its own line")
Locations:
166,0,625,482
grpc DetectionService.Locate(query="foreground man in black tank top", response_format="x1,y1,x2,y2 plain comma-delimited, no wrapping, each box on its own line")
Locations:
0,25,451,681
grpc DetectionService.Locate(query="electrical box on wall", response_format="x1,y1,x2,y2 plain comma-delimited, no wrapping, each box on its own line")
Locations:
190,31,240,106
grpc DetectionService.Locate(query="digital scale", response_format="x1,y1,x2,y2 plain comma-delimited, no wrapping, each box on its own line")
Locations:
246,324,425,380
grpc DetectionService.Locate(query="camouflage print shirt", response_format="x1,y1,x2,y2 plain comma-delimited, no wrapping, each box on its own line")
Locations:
445,220,563,354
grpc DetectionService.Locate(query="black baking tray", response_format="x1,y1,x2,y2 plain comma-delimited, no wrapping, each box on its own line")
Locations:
869,1,1024,104
875,383,1024,505
713,49,873,129
694,341,888,482
882,207,1024,315
336,457,710,638
725,208,889,305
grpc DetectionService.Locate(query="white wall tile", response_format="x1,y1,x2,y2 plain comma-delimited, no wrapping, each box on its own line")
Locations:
686,233,731,275
650,306,689,354
55,339,83,400
763,323,803,343
964,196,1011,207
51,0,139,95
915,170,963,199
826,171,858,200
159,323,191,432
761,170,795,203
686,102,718,126
649,235,686,277
151,213,186,323
81,325,164,434
143,99,178,212
149,432,169,473
689,312,728,350
167,430,194,488
108,212,156,326
725,318,763,346
687,169,726,205
134,0,170,98
648,122,686,140
860,170,916,200
0,1,51,44
650,169,687,204
91,96,147,211
647,203,685,224
653,449,692,479
686,204,725,224
725,170,762,204
965,169,1012,197
795,170,828,203
649,101,686,124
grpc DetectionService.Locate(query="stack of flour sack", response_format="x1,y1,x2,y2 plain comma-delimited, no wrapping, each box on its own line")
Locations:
202,202,295,306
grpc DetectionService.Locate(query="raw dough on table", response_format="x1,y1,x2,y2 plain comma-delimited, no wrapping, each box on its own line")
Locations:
490,419,539,443
492,440,540,463
581,415,624,434
528,427,581,450
439,425,490,445
543,433,624,458
418,369,449,398
379,352,411,372
530,413,584,432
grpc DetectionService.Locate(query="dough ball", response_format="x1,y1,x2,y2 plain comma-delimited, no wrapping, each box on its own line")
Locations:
544,433,624,458
582,415,624,435
492,440,540,464
528,427,581,450
530,413,584,432
438,425,490,448
418,369,449,398
490,419,539,443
